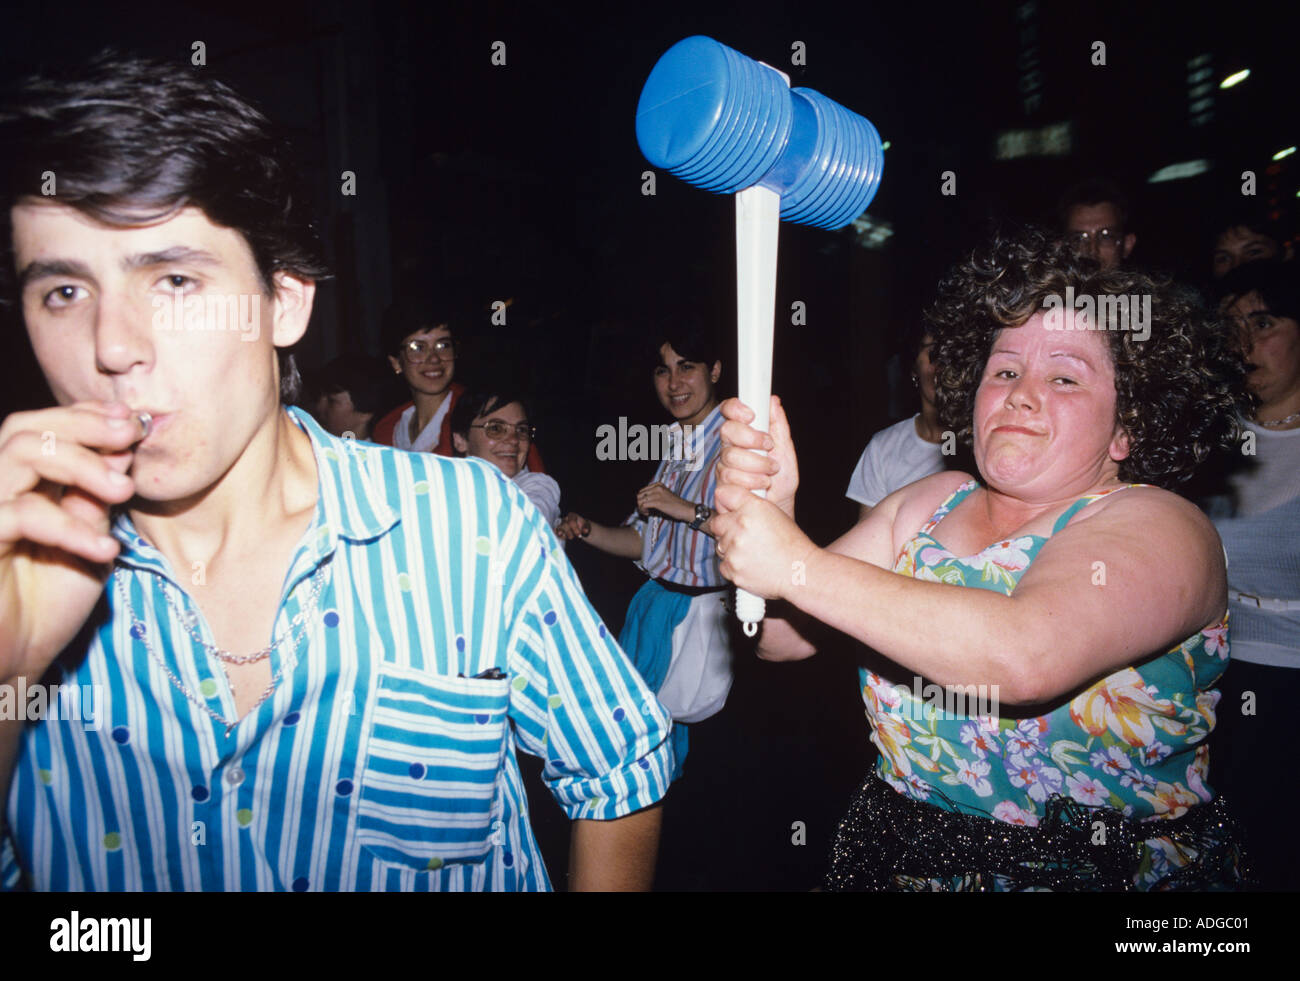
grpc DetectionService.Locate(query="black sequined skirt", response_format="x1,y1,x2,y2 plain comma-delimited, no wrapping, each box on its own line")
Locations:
825,774,1249,892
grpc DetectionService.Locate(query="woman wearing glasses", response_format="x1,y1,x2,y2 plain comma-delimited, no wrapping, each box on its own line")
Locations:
450,389,560,527
371,294,544,472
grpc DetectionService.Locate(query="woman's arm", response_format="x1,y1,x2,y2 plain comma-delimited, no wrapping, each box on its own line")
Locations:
718,486,1226,704
556,513,643,559
712,399,1227,704
751,471,966,660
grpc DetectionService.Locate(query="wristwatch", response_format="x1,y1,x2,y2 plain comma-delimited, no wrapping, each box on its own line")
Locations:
689,503,713,531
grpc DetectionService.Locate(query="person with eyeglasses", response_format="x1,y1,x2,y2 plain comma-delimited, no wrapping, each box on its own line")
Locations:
370,294,544,471
450,388,561,528
1057,177,1137,271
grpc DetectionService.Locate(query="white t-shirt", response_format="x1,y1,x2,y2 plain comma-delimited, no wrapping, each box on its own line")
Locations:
1209,420,1300,668
393,396,453,453
845,414,948,508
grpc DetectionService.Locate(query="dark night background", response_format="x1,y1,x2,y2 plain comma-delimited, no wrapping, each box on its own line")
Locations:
0,0,1295,890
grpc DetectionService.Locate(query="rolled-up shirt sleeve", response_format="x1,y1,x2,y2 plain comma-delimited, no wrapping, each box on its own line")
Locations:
502,486,672,820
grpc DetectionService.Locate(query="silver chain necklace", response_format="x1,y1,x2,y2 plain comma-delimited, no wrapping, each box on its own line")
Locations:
1256,410,1300,429
160,564,326,664
115,564,327,736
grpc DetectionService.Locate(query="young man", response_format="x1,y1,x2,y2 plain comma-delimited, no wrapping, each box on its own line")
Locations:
556,326,734,782
0,53,668,891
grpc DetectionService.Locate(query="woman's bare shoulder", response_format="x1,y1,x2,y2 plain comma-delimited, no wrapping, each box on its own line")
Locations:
884,470,977,551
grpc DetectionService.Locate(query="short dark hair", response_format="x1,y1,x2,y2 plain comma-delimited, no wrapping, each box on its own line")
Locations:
381,290,464,357
924,226,1248,488
896,319,933,366
449,387,532,443
1215,260,1300,324
315,355,397,417
0,50,329,401
1210,202,1294,255
1057,177,1131,232
650,317,724,368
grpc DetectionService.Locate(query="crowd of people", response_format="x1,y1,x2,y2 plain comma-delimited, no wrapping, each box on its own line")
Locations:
0,51,1296,892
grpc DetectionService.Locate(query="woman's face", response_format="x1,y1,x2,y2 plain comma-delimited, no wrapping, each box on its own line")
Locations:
653,343,720,428
1226,291,1300,410
973,310,1130,499
452,400,530,478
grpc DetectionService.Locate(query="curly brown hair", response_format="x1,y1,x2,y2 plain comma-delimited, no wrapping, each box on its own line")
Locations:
923,226,1250,488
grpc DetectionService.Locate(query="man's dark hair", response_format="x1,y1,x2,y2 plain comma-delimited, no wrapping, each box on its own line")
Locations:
315,355,398,417
924,225,1248,488
381,291,464,357
0,50,330,402
1215,260,1300,324
449,387,532,443
1057,177,1131,232
1210,202,1295,256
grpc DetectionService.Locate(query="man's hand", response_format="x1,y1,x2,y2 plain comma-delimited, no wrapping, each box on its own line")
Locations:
635,482,691,522
0,401,142,684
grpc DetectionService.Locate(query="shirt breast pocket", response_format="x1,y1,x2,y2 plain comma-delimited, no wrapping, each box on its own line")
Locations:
356,665,511,870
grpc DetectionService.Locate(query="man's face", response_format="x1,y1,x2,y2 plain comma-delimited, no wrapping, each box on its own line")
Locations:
1064,202,1134,270
388,325,455,397
1212,226,1281,279
11,201,312,502
451,400,530,478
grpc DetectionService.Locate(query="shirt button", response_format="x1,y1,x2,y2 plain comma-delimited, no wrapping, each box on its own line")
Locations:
225,767,245,787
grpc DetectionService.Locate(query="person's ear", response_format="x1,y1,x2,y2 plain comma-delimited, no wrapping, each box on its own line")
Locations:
1109,425,1131,463
270,272,315,348
452,432,469,455
1121,233,1137,261
388,354,402,375
710,361,721,384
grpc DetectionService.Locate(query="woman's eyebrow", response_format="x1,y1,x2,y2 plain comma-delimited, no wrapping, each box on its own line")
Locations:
1049,350,1097,370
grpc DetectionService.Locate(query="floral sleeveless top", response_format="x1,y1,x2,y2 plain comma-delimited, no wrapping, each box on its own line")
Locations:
862,480,1230,888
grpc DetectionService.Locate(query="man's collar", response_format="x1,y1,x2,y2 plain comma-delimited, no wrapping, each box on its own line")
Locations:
112,406,400,576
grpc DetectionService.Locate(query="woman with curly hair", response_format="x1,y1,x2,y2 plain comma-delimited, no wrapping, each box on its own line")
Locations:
710,227,1251,890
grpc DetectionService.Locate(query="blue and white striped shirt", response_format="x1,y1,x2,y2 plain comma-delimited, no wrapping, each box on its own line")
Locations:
2,407,672,891
624,405,725,588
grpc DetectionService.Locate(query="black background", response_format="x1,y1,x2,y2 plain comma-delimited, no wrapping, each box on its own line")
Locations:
0,0,1295,891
